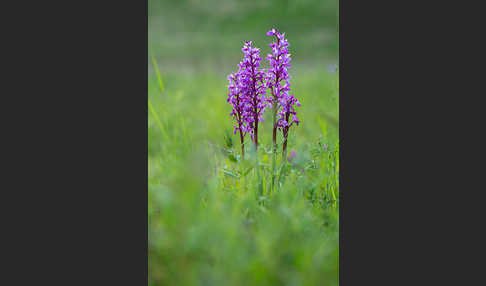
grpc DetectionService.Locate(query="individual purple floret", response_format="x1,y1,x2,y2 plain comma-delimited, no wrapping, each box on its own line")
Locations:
238,41,268,147
266,28,300,156
323,143,328,151
288,150,297,161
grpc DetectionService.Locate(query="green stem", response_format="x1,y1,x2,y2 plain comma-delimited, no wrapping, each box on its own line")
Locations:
256,146,263,198
271,105,277,194
282,135,288,161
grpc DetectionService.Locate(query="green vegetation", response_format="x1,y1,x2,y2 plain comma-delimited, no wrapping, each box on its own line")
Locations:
148,1,339,285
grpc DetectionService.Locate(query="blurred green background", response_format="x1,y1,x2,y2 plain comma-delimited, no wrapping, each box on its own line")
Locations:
148,1,339,285
149,0,338,74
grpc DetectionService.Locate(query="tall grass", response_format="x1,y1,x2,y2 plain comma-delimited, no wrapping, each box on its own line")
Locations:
148,57,339,285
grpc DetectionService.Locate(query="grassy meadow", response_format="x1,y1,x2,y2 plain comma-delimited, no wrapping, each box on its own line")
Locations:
148,1,339,285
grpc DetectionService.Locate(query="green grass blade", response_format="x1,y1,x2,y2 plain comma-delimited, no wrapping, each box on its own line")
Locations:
148,99,168,140
151,55,164,94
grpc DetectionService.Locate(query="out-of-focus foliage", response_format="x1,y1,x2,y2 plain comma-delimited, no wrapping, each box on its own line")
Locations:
149,0,338,74
149,0,339,285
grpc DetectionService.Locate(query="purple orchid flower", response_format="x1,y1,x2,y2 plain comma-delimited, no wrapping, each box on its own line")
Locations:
266,28,300,156
227,41,268,154
238,41,268,147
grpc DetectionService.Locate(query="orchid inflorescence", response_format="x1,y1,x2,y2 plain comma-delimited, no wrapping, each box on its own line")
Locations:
227,28,300,158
